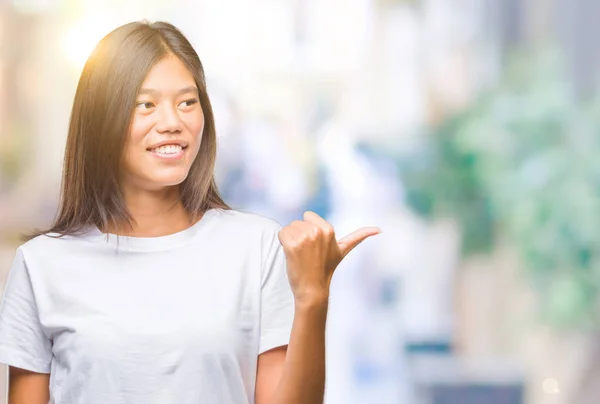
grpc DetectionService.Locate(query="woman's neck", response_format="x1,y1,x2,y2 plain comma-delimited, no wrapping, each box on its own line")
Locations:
107,186,195,237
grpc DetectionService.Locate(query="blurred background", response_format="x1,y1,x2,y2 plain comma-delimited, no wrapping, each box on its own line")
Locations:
1,0,599,403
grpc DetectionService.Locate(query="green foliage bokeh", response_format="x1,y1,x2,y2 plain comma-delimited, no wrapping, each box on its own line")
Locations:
401,51,600,330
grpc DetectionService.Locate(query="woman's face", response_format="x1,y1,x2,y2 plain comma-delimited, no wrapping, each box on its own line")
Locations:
121,54,204,192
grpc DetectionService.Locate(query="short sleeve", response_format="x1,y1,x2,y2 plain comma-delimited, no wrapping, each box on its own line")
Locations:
0,248,52,373
258,225,295,355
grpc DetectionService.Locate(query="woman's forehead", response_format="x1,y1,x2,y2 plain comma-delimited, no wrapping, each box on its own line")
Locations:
140,56,196,92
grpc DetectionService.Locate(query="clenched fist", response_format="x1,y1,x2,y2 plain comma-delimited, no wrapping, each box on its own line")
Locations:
278,211,381,304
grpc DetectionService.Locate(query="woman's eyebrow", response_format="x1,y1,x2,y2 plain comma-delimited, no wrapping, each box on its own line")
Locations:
138,86,199,96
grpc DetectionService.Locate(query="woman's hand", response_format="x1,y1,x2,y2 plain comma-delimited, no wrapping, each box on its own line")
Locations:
278,211,381,305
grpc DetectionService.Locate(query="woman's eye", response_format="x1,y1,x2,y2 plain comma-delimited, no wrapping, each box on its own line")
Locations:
179,99,199,108
136,101,155,109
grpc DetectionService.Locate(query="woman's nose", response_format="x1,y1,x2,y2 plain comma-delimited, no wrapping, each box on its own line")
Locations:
155,105,183,133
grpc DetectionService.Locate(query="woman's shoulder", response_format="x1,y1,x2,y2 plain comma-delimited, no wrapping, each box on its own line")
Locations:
213,208,283,234
17,231,86,258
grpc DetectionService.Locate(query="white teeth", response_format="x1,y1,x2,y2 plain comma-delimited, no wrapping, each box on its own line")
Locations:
152,145,183,155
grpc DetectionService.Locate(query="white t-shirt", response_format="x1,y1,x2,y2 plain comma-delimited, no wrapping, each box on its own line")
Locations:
0,208,295,404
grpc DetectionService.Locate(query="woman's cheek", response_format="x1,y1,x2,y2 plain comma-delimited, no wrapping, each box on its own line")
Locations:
130,116,154,142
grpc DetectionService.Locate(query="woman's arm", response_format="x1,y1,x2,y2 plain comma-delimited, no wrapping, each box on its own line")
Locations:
8,366,50,404
255,297,328,404
258,211,379,404
255,346,287,403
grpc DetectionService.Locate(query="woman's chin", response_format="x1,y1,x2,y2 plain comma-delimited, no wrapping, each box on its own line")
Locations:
144,173,189,190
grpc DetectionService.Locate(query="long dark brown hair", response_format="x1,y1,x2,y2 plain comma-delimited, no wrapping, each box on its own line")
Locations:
29,21,230,239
